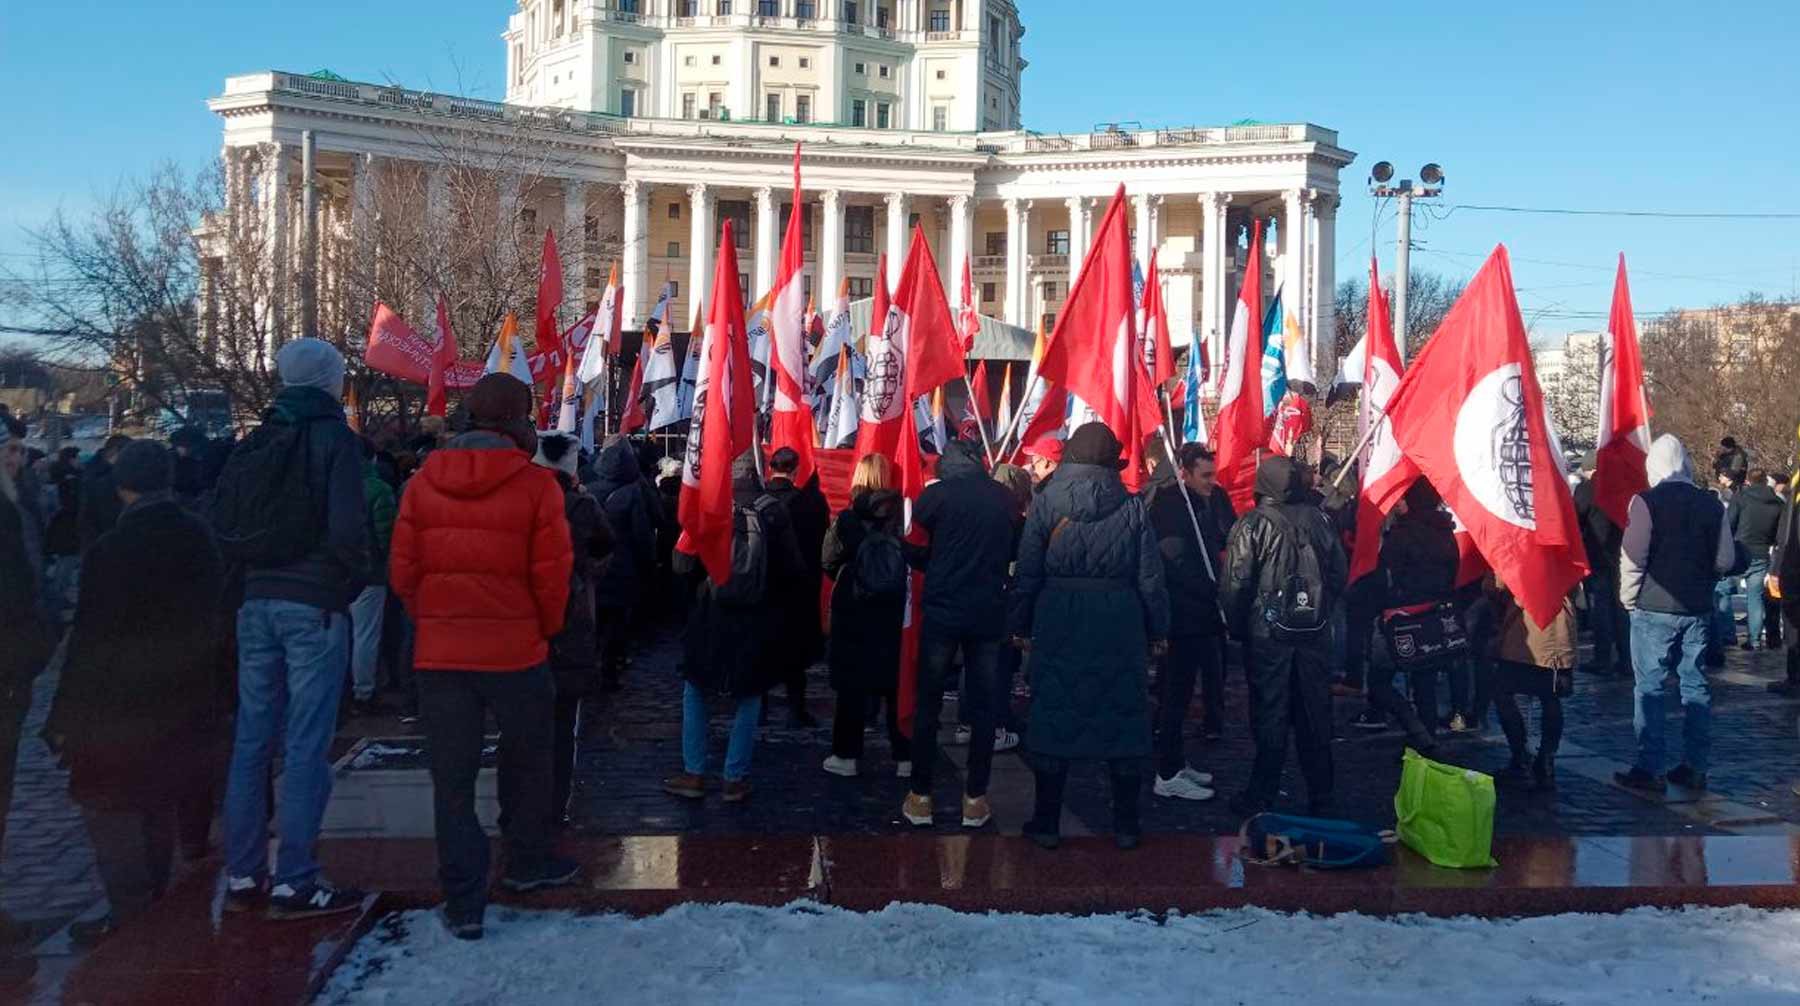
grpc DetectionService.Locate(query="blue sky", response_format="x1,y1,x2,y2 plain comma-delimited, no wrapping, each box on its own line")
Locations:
4,0,1797,341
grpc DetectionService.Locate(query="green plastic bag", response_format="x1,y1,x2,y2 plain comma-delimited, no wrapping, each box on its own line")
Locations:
1393,748,1498,869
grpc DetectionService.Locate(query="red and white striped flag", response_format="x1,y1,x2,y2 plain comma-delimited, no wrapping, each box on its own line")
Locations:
768,144,817,484
1591,254,1651,528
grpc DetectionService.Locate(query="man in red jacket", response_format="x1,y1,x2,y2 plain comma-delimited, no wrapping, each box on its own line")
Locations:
390,374,576,941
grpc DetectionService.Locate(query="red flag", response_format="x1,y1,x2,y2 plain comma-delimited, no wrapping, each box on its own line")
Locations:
1592,254,1652,528
896,227,965,399
536,229,565,355
852,255,900,463
618,349,648,435
365,301,430,384
1037,185,1161,490
1348,256,1412,584
958,256,982,354
1380,245,1588,628
1212,219,1267,513
894,370,927,738
1267,392,1313,456
768,143,817,485
426,294,456,417
967,360,991,425
675,221,755,586
1450,507,1492,589
1142,249,1176,387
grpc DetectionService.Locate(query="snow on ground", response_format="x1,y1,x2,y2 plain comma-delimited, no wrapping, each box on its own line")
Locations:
321,902,1800,1005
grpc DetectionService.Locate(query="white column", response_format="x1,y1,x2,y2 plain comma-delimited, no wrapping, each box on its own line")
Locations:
1283,187,1306,319
948,194,973,304
1132,193,1162,268
422,164,448,309
349,153,377,292
884,192,908,288
563,180,589,322
621,179,649,329
1064,195,1089,288
819,189,843,303
687,182,715,327
1309,191,1338,387
260,142,292,343
1003,197,1027,326
1199,191,1232,391
754,185,778,298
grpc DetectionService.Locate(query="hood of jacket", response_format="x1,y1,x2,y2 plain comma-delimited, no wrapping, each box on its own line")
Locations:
1039,461,1129,522
418,433,534,500
1254,456,1307,505
594,439,641,488
1739,483,1780,507
935,439,988,482
269,384,346,425
853,487,903,529
1646,434,1695,487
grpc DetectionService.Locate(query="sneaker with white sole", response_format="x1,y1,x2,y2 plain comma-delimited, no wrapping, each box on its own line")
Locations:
822,755,859,777
895,761,913,779
224,875,264,914
902,792,934,826
1177,766,1214,786
266,880,365,920
961,795,992,828
1153,774,1216,801
992,728,1020,753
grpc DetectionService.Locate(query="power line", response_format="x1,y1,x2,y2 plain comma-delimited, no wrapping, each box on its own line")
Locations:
1446,203,1800,221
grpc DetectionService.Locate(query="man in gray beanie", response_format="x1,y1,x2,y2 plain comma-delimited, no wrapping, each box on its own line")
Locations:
217,337,370,919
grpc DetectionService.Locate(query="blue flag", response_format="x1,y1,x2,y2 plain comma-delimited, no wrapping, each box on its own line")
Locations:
1260,290,1287,417
1183,338,1204,444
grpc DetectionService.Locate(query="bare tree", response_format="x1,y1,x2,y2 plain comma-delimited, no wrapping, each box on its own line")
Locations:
1539,333,1601,452
1333,269,1466,360
1641,298,1800,475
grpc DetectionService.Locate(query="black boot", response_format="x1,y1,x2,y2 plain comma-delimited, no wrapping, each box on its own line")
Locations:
1110,766,1142,850
1496,751,1534,789
1022,766,1067,850
1533,750,1556,791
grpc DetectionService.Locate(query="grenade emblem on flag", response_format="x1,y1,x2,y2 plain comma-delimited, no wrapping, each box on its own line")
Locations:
1493,373,1535,524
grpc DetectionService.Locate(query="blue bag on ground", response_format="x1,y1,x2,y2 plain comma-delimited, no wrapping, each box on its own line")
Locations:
1238,813,1396,869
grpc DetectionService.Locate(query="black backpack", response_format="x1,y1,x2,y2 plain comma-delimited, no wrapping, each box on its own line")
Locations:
851,530,908,604
713,497,775,607
211,416,324,566
1261,506,1329,644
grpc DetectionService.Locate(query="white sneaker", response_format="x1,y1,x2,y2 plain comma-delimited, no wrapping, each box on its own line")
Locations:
895,761,913,779
822,755,858,778
951,725,972,745
993,728,1021,753
1154,773,1216,801
1177,766,1214,787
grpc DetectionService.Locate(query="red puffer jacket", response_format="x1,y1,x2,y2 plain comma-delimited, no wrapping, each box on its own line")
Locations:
391,440,573,671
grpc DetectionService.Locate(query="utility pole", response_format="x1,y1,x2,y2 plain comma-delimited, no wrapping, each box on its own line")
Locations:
1368,162,1444,364
299,130,319,339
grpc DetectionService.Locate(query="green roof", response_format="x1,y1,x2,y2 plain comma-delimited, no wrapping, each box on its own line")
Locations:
308,69,350,82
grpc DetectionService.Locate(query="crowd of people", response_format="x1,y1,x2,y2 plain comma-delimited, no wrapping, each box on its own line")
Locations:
2,339,1799,965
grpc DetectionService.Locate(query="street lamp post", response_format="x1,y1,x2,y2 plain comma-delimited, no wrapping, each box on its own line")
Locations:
1369,161,1445,363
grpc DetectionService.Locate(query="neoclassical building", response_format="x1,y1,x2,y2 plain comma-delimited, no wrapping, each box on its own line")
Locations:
207,0,1353,386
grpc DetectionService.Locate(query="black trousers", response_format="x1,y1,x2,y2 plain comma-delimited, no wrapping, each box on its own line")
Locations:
1154,634,1221,779
911,626,1001,799
418,665,556,920
598,606,631,685
1028,754,1140,836
1243,642,1334,807
1784,602,1800,683
1587,572,1632,674
0,680,32,859
830,687,911,762
1340,578,1385,691
1491,660,1566,761
82,803,176,922
552,692,583,821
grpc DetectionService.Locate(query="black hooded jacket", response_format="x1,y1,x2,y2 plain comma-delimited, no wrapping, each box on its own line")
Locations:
1145,469,1235,637
585,439,657,608
1729,483,1784,552
1220,457,1348,642
909,439,1019,637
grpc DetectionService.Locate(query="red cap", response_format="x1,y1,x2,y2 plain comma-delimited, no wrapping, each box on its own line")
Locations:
1023,435,1063,462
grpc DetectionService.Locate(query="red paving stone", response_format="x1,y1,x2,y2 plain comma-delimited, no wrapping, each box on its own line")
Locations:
34,832,1800,1005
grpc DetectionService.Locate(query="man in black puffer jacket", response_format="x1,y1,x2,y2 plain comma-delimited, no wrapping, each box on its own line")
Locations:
1221,456,1347,817
1363,478,1462,749
1728,468,1783,652
585,437,657,690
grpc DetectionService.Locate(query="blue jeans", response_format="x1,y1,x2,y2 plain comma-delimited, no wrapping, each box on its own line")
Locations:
1745,558,1771,647
681,682,762,782
225,599,349,887
1712,578,1738,650
1630,610,1712,775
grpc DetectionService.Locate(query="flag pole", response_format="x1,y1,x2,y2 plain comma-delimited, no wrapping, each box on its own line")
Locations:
962,371,997,468
1152,414,1216,584
1331,395,1393,492
991,371,1044,462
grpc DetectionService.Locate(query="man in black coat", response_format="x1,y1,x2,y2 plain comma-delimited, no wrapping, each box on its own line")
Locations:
1220,456,1348,818
77,434,131,552
48,442,228,945
761,447,831,726
1145,443,1234,800
586,437,657,690
1769,460,1800,695
903,436,1019,830
1363,478,1461,750
1573,453,1631,676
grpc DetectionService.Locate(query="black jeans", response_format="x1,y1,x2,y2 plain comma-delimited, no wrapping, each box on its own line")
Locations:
1587,572,1631,674
552,692,583,821
1243,642,1334,808
1340,578,1385,691
911,626,1001,799
830,687,911,762
598,606,632,686
418,665,556,920
81,804,176,922
1491,660,1566,761
1028,754,1140,837
1155,634,1221,779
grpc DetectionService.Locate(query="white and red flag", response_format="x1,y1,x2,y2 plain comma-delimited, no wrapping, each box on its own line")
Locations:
1037,185,1162,490
578,264,623,384
1378,245,1588,628
1591,254,1652,528
555,351,581,433
967,360,991,429
676,222,755,586
768,144,818,484
426,294,458,418
617,347,648,435
958,256,982,354
1142,249,1176,388
1348,256,1412,584
1213,219,1268,513
993,362,1014,443
483,312,536,387
852,255,899,462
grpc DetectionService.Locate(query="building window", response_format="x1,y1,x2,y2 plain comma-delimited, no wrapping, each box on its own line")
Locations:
682,93,697,118
521,208,538,228
981,281,997,303
1046,230,1069,255
758,0,778,14
843,1,858,23
854,61,865,74
844,206,875,253
669,202,682,220
711,54,722,65
667,241,682,257
850,99,866,127
767,93,782,121
929,8,950,31
678,0,698,14
620,89,637,117
619,0,640,11
795,94,811,123
708,91,723,117
779,203,815,251
984,232,1005,256
990,16,1002,54
684,55,696,66
719,201,752,247
584,214,599,242
876,103,890,129
769,55,781,67
717,0,731,13
848,276,873,299
878,64,890,78
932,105,948,131
876,3,889,27
587,266,603,289
796,0,816,19
936,69,947,80
1042,312,1056,332
799,56,811,68
670,280,680,299
1043,282,1060,301
623,50,637,64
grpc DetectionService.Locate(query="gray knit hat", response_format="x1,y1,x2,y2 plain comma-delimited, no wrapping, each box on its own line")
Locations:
275,338,347,400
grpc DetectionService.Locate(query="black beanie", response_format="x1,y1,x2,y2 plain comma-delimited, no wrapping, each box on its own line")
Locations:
1063,422,1125,469
113,441,173,494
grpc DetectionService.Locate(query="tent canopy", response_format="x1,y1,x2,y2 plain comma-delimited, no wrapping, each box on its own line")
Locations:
844,298,1034,361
